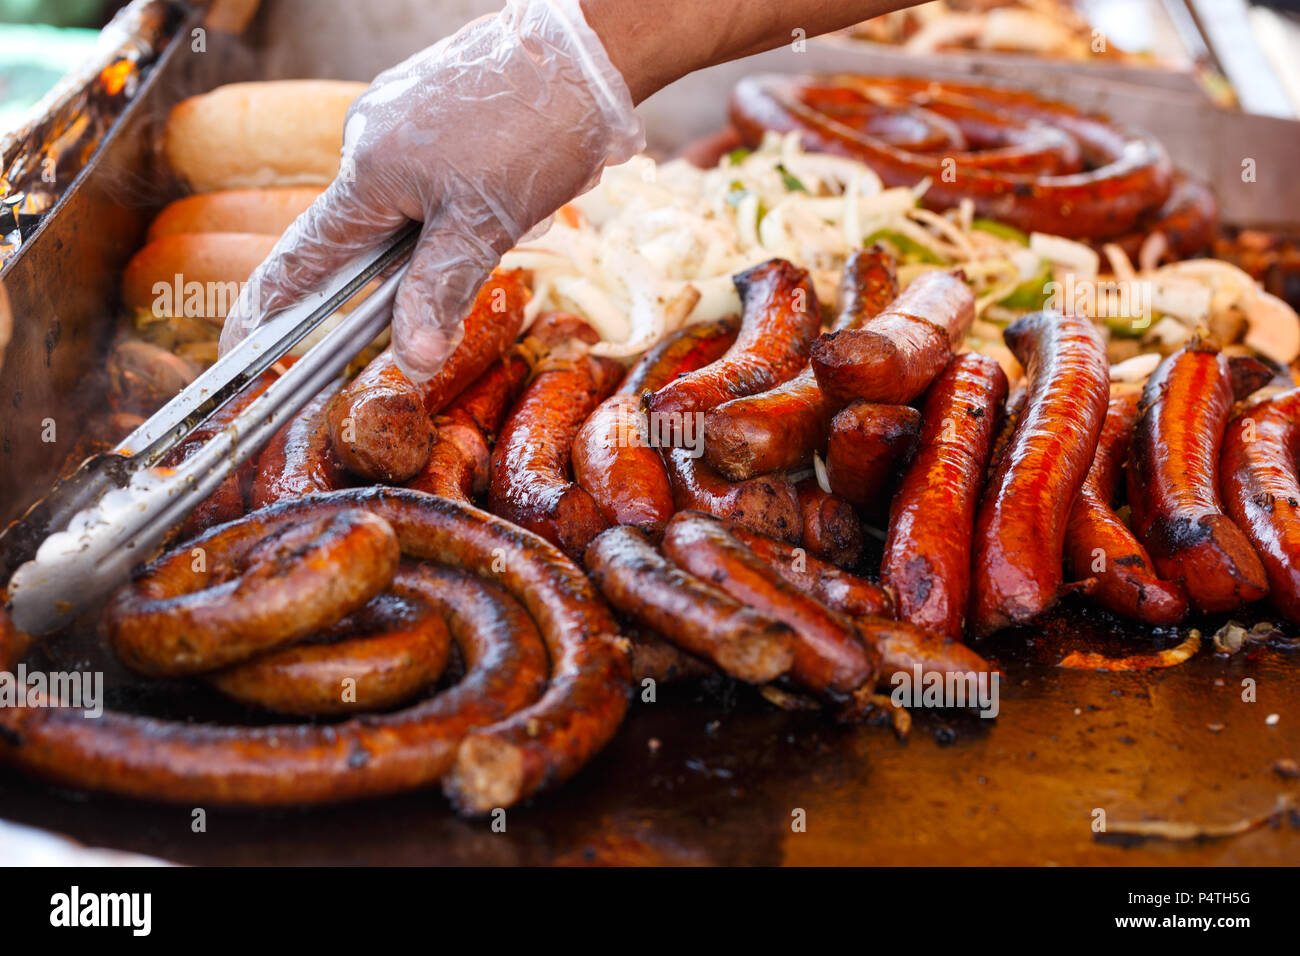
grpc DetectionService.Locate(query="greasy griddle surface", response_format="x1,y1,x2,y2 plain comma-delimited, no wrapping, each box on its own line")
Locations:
0,600,1297,865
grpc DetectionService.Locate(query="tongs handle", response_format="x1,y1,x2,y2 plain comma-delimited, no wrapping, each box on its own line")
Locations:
4,224,418,634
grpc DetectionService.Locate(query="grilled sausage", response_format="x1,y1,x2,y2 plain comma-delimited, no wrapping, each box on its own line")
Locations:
988,383,1027,475
328,269,528,482
106,509,402,676
165,370,277,536
208,585,451,715
727,526,893,618
882,353,1008,640
1220,388,1300,623
619,316,742,396
1126,340,1270,613
1064,392,1187,624
645,259,821,443
868,617,998,687
662,511,878,700
585,526,795,683
489,339,623,561
970,311,1109,636
825,401,923,510
702,248,897,480
730,74,1174,242
407,346,536,503
573,318,739,538
1,549,552,808
795,478,866,569
810,270,975,407
662,446,802,543
251,379,349,508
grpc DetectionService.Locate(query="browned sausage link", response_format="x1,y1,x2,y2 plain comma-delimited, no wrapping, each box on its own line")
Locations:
31,489,620,809
208,584,451,715
988,383,1027,476
166,370,278,536
572,394,675,537
251,379,349,508
1127,341,1270,612
623,626,715,684
584,526,795,683
702,248,898,480
662,511,878,700
328,270,529,482
574,318,740,538
406,347,536,503
730,75,1174,241
727,526,893,618
662,446,802,543
618,316,741,397
882,353,1009,641
646,259,821,444
825,401,922,510
864,617,997,687
970,312,1109,636
1221,388,1300,623
489,347,624,560
795,478,866,569
1064,392,1187,625
0,554,551,807
810,270,975,408
730,513,996,684
1101,173,1218,263
407,419,489,503
105,509,402,676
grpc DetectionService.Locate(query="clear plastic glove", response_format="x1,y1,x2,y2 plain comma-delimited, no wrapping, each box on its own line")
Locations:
218,0,643,382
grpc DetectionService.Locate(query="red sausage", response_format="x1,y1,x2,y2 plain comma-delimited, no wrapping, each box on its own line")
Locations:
728,526,893,618
662,445,802,544
1064,391,1187,624
489,336,624,561
702,248,898,480
407,347,534,503
573,318,739,537
251,379,349,508
810,270,975,408
328,270,529,482
730,75,1174,241
727,528,994,687
1126,340,1270,613
1220,388,1300,623
882,353,1008,640
584,526,795,683
825,401,923,510
645,259,821,444
969,312,1109,636
662,511,878,701
795,478,866,569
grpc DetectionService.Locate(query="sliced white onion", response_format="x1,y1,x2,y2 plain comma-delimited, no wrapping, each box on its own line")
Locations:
1030,232,1100,278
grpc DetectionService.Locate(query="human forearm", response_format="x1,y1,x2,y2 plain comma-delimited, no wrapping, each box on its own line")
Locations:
582,0,910,103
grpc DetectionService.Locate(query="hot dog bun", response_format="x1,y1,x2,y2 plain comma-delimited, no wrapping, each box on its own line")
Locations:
164,80,366,191
122,233,278,320
147,187,324,241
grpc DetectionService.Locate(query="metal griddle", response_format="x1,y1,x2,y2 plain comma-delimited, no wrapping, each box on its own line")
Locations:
1,601,1297,865
1,0,1298,865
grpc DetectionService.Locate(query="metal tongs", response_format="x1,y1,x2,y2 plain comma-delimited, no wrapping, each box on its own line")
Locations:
1,223,420,635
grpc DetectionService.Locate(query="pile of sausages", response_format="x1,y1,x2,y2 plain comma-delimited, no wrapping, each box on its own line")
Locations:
728,74,1217,260
5,238,1298,814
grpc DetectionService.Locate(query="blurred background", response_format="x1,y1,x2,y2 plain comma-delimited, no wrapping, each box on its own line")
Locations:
0,0,125,131
4,0,1300,135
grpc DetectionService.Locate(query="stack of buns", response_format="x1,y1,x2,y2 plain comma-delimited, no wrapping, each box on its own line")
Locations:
124,80,366,361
